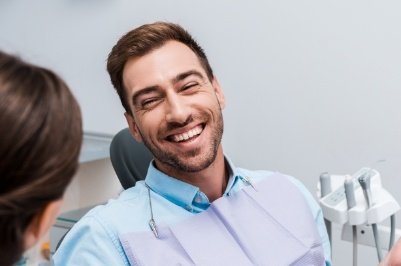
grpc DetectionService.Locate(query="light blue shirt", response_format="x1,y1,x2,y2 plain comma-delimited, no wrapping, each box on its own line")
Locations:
54,157,331,265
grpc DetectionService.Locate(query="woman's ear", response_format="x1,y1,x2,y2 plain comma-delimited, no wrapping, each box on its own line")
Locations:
24,199,63,250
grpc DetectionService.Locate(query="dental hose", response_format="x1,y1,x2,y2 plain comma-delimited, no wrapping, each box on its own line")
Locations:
372,224,383,262
359,172,383,263
345,175,357,266
320,172,332,250
389,215,396,250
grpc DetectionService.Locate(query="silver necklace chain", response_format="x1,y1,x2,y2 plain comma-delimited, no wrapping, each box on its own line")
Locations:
145,183,159,238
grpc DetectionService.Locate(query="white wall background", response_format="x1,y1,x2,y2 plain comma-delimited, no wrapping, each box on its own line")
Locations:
1,1,401,265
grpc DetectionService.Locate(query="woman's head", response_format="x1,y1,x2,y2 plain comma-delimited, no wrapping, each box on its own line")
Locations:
0,51,82,265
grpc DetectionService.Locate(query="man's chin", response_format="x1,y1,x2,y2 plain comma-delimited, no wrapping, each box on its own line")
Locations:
151,141,220,173
170,153,217,173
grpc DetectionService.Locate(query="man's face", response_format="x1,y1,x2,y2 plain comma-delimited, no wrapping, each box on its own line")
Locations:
122,41,225,175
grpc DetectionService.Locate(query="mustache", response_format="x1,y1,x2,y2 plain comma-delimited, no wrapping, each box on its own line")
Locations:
165,115,194,131
162,113,208,132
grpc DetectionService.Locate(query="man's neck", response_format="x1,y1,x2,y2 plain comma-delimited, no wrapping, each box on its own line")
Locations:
156,146,227,202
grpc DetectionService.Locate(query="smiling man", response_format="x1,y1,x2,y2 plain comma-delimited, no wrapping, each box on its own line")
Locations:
122,40,226,202
54,22,331,265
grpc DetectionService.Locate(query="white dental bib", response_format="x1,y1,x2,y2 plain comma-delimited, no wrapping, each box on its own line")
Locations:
120,173,325,265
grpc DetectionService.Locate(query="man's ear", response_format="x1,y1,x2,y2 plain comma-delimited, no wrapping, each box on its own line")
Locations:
211,78,225,109
24,199,63,250
124,112,143,143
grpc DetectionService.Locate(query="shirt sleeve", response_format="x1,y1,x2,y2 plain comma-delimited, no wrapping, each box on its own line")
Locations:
286,176,332,266
53,214,130,266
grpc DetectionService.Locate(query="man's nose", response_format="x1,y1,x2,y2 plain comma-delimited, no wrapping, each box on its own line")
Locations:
165,94,190,124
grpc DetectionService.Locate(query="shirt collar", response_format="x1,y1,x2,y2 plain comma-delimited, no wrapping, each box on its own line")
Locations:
144,155,243,212
224,156,242,194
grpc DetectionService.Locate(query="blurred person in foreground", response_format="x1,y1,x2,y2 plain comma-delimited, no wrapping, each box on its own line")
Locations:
0,51,82,266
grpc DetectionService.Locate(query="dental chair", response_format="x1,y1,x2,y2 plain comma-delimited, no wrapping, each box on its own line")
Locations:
109,128,153,189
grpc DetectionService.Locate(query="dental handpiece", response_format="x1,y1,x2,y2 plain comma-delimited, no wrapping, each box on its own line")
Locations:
344,175,356,209
358,172,373,208
359,171,383,262
320,172,331,197
345,175,358,266
319,172,332,252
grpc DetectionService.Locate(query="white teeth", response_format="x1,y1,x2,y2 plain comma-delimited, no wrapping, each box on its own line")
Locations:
172,126,203,142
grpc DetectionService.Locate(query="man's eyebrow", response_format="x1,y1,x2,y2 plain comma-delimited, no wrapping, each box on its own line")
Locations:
130,70,205,106
131,86,159,106
172,70,204,84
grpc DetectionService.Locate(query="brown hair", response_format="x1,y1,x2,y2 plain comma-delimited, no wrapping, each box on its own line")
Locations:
107,21,214,114
0,51,82,265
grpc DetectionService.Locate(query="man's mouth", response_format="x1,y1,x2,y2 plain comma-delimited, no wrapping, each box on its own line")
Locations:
168,124,204,143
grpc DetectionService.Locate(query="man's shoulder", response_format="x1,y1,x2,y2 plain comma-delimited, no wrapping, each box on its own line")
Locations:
61,181,150,242
69,179,191,235
55,179,193,264
53,182,151,265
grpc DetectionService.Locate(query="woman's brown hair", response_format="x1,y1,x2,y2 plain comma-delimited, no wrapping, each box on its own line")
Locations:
0,51,82,265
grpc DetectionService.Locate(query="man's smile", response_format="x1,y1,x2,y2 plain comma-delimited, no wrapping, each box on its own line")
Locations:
167,124,204,143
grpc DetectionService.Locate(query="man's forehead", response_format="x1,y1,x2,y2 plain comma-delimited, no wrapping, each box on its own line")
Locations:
122,41,206,90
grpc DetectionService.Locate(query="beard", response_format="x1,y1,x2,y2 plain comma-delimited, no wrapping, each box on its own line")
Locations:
139,109,224,173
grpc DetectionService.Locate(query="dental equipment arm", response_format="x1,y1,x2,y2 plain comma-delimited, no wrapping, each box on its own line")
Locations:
345,175,357,266
358,172,383,262
317,168,400,265
320,172,332,247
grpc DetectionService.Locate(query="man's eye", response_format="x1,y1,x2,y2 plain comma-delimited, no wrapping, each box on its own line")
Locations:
141,98,160,108
181,83,199,92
